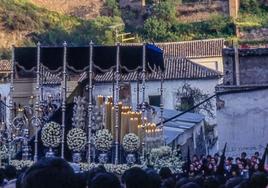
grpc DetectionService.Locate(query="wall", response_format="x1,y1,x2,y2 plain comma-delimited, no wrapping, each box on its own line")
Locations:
217,89,268,157
190,56,223,73
223,48,268,85
94,78,219,123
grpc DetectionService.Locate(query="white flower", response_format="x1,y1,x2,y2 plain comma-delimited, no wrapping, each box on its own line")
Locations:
67,128,87,152
10,160,34,170
0,145,8,159
41,121,61,148
122,133,140,153
94,129,113,152
149,148,183,173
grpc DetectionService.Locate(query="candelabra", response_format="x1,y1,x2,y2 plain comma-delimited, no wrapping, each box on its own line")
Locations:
6,93,61,162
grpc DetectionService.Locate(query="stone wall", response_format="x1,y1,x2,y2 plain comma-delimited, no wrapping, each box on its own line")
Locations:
223,48,268,85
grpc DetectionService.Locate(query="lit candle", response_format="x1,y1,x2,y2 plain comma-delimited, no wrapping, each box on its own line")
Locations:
120,112,128,143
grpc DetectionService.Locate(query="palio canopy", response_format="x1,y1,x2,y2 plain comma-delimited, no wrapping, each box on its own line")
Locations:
14,44,164,73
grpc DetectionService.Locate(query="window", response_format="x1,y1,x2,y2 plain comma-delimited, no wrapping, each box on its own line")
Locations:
149,95,161,107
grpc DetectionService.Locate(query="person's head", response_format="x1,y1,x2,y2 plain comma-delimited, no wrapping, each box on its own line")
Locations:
241,152,247,159
255,152,260,158
225,177,243,188
122,167,148,188
146,170,161,188
175,177,190,188
180,182,200,188
5,165,17,180
161,177,176,188
87,166,107,186
203,176,220,188
250,172,268,188
75,172,88,188
91,172,120,188
0,168,5,186
159,167,172,180
20,157,76,188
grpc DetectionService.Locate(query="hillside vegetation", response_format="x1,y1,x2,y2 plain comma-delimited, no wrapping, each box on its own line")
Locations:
0,0,124,58
0,0,268,59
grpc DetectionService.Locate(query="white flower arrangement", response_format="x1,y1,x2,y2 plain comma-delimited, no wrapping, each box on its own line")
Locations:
122,133,140,153
10,160,34,170
67,128,87,152
151,146,172,159
41,121,61,148
76,163,142,175
94,129,113,152
0,145,8,159
149,148,183,173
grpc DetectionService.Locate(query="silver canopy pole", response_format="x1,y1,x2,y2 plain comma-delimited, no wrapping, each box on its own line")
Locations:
88,41,93,164
8,46,15,164
61,42,67,159
114,43,120,165
34,42,41,162
141,43,146,157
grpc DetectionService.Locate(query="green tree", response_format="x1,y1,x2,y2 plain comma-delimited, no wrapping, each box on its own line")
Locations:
105,0,121,17
152,1,177,22
143,17,173,42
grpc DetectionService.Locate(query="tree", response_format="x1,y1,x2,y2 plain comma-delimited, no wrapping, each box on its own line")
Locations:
105,0,121,17
176,83,214,119
152,1,177,22
143,17,177,42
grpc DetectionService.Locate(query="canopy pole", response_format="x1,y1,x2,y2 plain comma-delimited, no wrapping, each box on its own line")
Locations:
88,41,93,164
160,70,164,145
136,71,140,111
141,43,146,157
8,46,15,164
61,42,67,159
114,43,120,165
34,42,41,162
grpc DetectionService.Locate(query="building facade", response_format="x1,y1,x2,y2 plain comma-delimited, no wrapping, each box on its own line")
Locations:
92,57,222,124
216,48,268,157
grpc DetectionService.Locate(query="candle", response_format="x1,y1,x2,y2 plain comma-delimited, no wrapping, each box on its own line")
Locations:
107,96,113,103
105,102,112,131
120,112,129,143
138,124,142,139
97,95,104,108
129,117,138,135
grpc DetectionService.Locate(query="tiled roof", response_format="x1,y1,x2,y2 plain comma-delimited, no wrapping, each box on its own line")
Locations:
0,60,12,72
94,57,221,82
156,38,225,58
122,38,225,58
41,68,62,85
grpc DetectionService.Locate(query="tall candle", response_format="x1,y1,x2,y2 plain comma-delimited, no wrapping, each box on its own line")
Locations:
129,118,138,135
120,112,129,143
105,102,112,131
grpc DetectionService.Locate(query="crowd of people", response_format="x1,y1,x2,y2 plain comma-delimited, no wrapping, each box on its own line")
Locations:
0,151,267,188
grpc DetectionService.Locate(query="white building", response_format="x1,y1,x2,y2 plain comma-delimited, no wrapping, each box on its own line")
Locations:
92,57,222,123
216,48,268,157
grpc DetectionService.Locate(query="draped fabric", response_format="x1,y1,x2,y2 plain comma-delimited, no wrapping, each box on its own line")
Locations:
14,44,164,73
41,47,64,71
14,47,37,71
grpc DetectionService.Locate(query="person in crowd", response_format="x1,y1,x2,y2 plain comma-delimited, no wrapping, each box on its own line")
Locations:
19,157,77,188
122,167,149,188
90,172,120,188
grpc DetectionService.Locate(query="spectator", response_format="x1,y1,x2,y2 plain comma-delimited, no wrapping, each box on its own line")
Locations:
20,157,76,188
